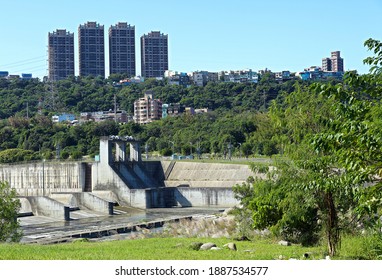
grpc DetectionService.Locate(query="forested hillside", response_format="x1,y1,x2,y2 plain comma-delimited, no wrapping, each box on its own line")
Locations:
0,72,310,161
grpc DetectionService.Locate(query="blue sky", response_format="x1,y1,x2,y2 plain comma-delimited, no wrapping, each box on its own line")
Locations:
0,0,381,79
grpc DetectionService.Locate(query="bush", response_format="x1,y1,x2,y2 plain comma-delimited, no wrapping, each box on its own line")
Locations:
70,150,83,160
0,148,34,163
161,147,172,156
0,181,22,242
60,150,69,160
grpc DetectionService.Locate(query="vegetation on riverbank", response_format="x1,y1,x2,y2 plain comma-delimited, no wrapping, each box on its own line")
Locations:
0,233,381,260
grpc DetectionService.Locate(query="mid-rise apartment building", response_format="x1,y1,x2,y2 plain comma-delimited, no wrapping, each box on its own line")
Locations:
134,91,162,124
192,71,218,86
78,21,105,78
322,51,344,72
109,22,136,77
141,31,168,78
48,29,75,81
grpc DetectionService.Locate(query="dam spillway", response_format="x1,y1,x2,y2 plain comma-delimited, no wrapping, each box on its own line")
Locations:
1,136,257,223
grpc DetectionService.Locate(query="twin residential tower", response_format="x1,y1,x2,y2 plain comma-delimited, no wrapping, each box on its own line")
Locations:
48,21,168,81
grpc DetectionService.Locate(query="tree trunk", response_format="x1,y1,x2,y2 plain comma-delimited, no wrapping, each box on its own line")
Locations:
325,191,340,256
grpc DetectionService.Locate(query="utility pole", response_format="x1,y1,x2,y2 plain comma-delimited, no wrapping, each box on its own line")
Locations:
114,93,117,123
145,143,149,160
228,142,232,161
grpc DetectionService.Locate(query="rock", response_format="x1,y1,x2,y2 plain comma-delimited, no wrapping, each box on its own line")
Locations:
223,242,237,251
189,242,203,251
234,236,250,241
210,247,222,250
278,240,291,246
200,242,217,250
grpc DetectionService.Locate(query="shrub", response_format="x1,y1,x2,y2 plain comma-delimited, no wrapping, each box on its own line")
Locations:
0,148,34,163
70,150,83,160
60,150,69,160
0,181,22,242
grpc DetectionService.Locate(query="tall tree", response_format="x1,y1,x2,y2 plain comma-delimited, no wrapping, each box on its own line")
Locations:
0,181,22,242
234,39,382,256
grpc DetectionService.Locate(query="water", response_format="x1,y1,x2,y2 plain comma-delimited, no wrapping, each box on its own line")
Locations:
20,207,225,243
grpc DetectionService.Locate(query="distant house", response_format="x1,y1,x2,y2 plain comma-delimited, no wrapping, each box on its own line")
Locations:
162,103,186,118
0,71,9,78
164,70,191,87
52,113,76,123
80,110,129,123
218,69,258,83
192,71,218,86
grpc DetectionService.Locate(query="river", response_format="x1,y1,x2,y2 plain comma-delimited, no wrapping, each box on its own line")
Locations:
19,207,225,244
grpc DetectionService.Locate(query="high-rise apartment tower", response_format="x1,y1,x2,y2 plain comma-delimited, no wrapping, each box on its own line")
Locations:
322,51,344,72
78,21,105,77
48,29,75,81
109,22,136,77
140,31,168,78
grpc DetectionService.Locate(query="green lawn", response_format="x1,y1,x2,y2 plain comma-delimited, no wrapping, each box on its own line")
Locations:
1,233,380,260
0,237,326,260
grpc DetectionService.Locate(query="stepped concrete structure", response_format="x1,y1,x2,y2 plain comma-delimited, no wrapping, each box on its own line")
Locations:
91,136,255,208
2,136,256,222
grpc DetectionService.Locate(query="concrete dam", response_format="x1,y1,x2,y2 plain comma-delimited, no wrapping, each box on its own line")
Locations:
1,136,255,222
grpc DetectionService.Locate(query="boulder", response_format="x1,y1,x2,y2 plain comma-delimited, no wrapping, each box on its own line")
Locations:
223,242,237,251
200,242,217,250
278,240,291,246
210,247,222,250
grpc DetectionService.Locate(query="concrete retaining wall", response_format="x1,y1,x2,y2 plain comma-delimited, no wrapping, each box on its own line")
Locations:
18,197,32,215
49,193,114,214
50,193,79,207
24,196,67,220
0,162,86,196
162,161,254,188
146,187,238,208
175,187,238,207
76,193,114,214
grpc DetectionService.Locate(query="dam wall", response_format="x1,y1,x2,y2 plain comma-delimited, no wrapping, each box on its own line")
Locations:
146,186,238,208
160,161,254,188
2,154,254,210
0,162,86,196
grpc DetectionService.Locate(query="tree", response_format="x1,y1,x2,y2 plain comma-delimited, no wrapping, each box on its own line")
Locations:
0,181,22,242
234,39,382,256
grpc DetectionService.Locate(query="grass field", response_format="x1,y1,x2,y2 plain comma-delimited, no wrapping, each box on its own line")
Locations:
0,237,328,260
1,234,381,260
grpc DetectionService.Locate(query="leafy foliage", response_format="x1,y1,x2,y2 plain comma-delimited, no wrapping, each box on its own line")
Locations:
233,39,382,256
0,181,22,242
